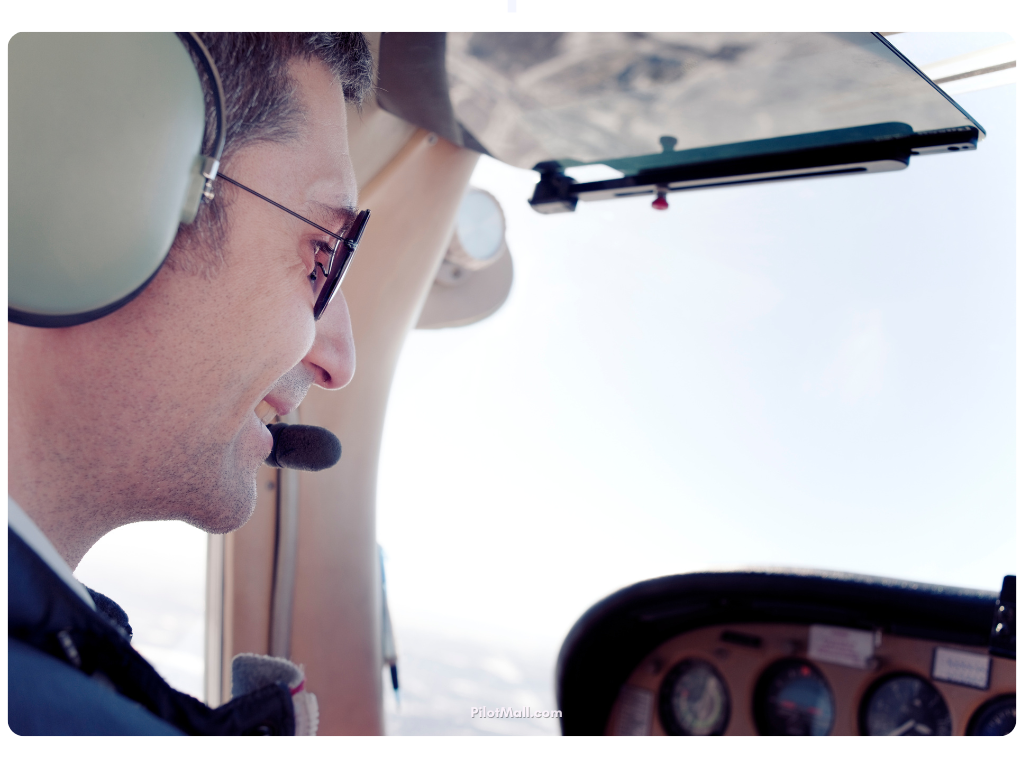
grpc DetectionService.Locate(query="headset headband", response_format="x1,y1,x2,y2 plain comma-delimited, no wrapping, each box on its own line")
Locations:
180,33,226,199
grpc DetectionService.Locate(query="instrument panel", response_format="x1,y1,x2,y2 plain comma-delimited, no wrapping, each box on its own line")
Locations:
606,622,1015,735
557,570,1016,735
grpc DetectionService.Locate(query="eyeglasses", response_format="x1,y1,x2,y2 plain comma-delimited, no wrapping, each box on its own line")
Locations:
217,173,370,321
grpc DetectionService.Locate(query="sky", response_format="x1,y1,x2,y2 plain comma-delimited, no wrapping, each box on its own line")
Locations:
71,34,1016,720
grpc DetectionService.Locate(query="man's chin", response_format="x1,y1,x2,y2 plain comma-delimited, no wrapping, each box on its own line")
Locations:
176,444,263,534
196,506,256,534
179,483,258,534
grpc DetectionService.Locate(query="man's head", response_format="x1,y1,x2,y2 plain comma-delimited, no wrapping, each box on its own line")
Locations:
7,33,373,567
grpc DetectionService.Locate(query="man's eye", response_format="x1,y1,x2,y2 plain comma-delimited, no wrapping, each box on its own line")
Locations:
310,241,332,275
312,241,331,262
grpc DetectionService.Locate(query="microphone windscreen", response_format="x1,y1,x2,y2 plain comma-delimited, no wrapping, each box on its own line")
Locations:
265,423,342,471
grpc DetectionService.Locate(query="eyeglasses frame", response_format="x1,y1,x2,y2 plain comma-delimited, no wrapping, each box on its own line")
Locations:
217,172,370,321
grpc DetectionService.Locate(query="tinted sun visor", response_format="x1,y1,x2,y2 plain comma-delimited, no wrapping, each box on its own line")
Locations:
380,32,987,210
444,32,983,168
377,33,986,214
376,33,489,155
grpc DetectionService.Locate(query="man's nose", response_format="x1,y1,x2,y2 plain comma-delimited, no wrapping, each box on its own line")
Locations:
302,290,356,389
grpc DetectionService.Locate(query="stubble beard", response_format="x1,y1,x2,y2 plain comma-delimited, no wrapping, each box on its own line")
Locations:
169,431,265,534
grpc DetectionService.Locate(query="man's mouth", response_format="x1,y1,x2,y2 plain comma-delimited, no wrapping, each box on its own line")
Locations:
255,400,278,425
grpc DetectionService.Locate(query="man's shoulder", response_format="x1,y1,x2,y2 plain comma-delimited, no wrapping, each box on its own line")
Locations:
9,638,183,735
9,530,299,735
8,528,182,735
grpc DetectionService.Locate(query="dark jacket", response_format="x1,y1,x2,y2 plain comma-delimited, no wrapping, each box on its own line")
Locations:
9,529,296,735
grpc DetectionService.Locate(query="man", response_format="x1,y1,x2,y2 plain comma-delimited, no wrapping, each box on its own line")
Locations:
9,33,373,734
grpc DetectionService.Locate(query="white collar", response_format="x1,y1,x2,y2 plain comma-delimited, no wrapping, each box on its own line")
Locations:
9,496,96,610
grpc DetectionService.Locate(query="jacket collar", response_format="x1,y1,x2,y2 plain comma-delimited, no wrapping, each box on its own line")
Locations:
8,496,95,609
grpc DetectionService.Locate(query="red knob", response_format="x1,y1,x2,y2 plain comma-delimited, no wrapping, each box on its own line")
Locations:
652,194,669,211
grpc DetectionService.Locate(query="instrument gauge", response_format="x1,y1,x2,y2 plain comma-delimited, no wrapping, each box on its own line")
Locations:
860,674,952,736
967,695,1015,736
754,658,835,735
658,658,730,735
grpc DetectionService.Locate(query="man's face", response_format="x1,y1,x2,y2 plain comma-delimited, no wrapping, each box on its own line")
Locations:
37,58,357,533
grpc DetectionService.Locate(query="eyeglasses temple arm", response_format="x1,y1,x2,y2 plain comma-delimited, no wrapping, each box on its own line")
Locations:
218,173,343,241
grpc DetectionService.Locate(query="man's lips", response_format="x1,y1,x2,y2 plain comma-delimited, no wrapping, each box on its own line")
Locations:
255,400,278,425
254,368,314,426
255,393,301,425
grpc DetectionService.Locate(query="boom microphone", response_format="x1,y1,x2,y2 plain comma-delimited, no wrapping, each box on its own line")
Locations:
265,423,342,472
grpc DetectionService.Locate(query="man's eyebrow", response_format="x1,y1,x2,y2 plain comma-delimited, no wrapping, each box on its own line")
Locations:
308,201,359,233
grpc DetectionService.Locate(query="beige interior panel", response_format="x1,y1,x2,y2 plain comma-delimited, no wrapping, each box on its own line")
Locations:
212,463,279,704
243,130,477,735
607,622,1015,736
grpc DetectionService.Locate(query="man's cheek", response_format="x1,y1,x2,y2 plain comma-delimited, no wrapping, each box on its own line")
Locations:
269,301,318,374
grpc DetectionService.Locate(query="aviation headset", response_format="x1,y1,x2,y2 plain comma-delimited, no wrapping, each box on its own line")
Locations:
9,32,226,327
10,33,344,471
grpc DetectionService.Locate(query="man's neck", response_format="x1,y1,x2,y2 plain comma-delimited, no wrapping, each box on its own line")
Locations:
8,415,112,570
8,448,105,571
9,327,132,569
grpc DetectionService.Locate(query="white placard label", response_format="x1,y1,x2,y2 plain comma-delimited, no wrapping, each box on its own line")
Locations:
932,647,990,690
807,624,876,669
613,686,653,736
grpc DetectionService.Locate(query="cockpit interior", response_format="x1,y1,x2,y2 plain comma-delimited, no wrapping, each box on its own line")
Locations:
8,30,1016,738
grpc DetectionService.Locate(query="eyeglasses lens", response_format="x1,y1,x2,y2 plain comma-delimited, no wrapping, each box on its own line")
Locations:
313,210,370,321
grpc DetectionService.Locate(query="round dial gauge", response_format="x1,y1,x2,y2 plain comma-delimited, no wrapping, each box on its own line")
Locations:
658,658,730,735
861,674,952,736
967,695,1015,736
754,659,835,735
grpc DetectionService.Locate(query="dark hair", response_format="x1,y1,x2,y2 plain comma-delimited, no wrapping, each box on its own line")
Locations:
170,33,374,275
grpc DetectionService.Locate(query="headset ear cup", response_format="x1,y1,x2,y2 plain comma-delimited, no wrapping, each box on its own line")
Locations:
9,33,208,327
